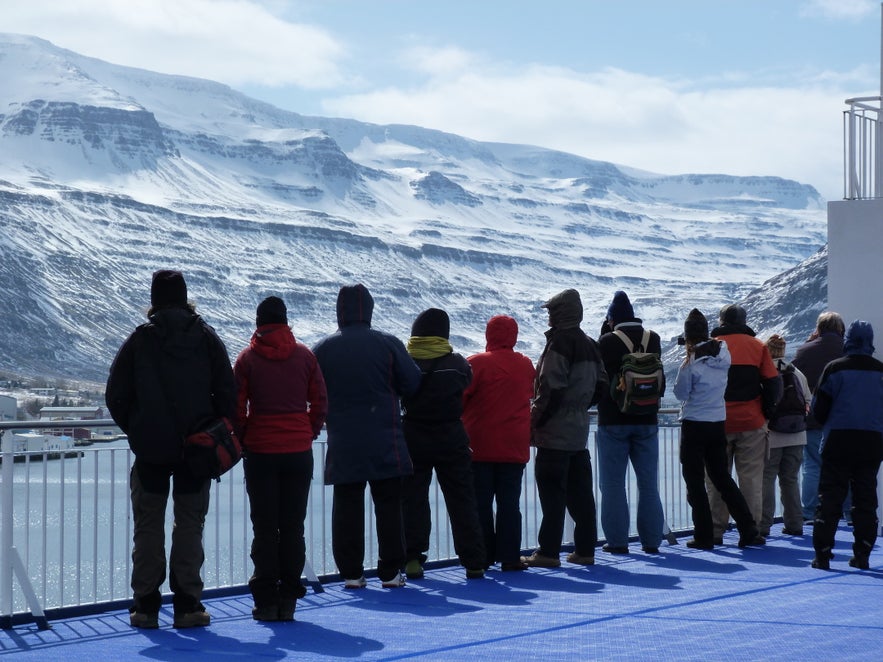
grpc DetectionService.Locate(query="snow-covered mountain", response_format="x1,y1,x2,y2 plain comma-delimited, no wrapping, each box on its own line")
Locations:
0,34,828,383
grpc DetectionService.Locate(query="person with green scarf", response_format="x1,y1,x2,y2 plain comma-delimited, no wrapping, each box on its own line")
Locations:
401,308,487,580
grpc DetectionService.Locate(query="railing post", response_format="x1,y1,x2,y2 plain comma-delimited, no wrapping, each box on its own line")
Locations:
1,430,14,627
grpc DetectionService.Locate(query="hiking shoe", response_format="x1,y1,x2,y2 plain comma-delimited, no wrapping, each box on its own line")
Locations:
129,609,159,629
380,571,405,588
344,576,367,589
501,560,528,571
849,556,870,570
465,568,485,579
782,528,804,536
278,599,296,622
812,556,831,570
642,546,660,554
686,539,714,550
252,605,279,622
713,537,723,546
173,608,210,628
602,544,629,555
566,552,595,565
405,559,424,580
520,551,561,568
738,532,766,548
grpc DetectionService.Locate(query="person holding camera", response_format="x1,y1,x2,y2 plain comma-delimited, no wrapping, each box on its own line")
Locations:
673,309,762,549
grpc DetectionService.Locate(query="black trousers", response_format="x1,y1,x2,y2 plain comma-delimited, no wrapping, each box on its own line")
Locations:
533,448,597,557
813,430,883,560
332,477,405,582
402,436,486,569
244,450,313,607
680,419,756,543
473,461,525,566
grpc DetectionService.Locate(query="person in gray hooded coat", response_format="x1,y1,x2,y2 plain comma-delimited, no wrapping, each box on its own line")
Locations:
522,289,608,568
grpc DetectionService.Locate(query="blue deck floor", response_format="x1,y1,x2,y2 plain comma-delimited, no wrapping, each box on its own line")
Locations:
2,523,881,661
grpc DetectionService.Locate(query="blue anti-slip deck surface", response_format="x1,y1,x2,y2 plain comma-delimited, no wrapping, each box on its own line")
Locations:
2,523,881,661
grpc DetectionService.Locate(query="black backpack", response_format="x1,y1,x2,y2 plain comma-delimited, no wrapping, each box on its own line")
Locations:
768,362,807,433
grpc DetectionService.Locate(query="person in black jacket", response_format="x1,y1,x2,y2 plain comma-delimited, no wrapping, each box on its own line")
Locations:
312,284,422,589
105,270,236,630
401,308,486,580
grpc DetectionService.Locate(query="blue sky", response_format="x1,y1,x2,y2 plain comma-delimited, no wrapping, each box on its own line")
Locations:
6,0,883,201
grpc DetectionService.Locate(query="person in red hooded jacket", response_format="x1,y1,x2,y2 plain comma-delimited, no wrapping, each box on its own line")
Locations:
462,315,537,571
234,296,327,622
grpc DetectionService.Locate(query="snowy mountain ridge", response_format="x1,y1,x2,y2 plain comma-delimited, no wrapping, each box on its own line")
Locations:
0,33,828,383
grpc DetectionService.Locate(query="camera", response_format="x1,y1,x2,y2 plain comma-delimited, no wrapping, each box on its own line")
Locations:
677,335,686,346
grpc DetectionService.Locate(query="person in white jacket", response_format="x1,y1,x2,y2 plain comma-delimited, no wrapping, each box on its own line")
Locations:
673,309,762,549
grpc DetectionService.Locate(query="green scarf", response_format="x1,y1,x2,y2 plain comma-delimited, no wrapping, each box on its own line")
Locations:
407,336,453,360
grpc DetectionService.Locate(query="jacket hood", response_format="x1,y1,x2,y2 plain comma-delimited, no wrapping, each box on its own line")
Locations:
146,308,204,358
542,289,583,328
251,323,295,360
844,319,875,355
485,315,518,350
336,284,374,327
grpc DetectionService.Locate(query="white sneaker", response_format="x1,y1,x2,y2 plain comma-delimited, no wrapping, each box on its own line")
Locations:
344,576,367,589
380,571,405,588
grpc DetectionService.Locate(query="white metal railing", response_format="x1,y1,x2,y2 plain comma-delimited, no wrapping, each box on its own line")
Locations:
1,414,698,627
843,95,883,199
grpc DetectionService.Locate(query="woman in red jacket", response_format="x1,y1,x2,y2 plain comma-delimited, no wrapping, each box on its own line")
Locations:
234,296,327,621
462,315,536,571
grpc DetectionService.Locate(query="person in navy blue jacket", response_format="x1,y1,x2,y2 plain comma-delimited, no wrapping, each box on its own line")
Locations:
810,320,883,571
312,284,422,588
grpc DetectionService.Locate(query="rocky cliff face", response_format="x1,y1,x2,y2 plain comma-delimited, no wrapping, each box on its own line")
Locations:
0,34,828,383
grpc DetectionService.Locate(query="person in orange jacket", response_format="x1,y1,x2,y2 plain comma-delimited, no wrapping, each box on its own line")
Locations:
707,304,781,545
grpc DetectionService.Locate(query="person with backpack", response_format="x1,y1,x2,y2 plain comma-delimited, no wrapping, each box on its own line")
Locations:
759,334,810,538
673,309,763,549
597,290,666,554
105,270,237,629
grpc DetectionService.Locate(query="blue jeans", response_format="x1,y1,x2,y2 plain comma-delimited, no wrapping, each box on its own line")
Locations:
597,425,664,548
802,429,823,520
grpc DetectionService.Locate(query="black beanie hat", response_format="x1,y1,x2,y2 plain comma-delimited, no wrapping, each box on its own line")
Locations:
411,308,450,339
607,290,635,326
683,308,709,343
256,296,287,327
719,304,747,326
150,270,187,307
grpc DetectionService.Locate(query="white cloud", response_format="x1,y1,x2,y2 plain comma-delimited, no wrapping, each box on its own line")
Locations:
3,0,346,88
801,0,878,20
321,57,856,200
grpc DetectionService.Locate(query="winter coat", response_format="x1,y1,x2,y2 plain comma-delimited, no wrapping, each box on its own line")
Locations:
463,316,536,464
402,350,472,448
597,319,665,426
105,306,236,465
791,331,844,429
673,338,730,423
710,323,782,433
312,285,422,485
531,291,608,451
234,323,328,454
812,321,883,435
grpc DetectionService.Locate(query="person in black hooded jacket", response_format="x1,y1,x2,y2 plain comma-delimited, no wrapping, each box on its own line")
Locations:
312,284,421,589
400,308,486,580
106,270,236,630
